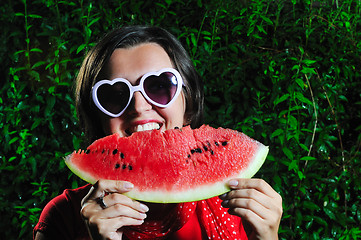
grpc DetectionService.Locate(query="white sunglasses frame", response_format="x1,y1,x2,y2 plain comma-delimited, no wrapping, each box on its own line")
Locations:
92,68,184,118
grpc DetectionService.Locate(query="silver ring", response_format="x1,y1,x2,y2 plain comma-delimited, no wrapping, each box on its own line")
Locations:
97,196,107,209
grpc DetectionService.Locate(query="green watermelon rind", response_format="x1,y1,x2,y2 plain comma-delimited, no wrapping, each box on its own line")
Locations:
121,144,268,203
65,153,98,184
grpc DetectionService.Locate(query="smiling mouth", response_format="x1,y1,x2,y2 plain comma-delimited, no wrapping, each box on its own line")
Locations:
125,122,161,136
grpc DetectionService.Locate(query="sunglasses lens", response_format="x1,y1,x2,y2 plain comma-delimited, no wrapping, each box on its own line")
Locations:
144,72,178,105
97,82,130,115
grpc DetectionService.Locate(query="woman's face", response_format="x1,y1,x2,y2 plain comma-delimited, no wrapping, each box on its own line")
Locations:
99,43,186,137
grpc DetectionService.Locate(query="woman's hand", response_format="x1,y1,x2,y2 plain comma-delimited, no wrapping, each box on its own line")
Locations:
81,180,149,240
219,178,282,240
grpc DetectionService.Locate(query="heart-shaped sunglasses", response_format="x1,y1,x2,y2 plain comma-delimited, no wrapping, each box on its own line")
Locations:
92,68,184,118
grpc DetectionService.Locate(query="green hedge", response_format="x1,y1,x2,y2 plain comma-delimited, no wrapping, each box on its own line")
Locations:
1,0,360,239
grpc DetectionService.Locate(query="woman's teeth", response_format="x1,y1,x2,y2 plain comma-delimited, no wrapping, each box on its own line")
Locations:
131,122,161,133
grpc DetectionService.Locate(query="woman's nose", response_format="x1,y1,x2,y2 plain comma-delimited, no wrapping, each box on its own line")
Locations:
128,91,152,115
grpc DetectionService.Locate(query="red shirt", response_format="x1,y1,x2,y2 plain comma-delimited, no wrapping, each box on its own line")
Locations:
34,184,247,239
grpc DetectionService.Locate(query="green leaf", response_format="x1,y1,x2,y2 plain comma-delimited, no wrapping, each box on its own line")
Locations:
288,115,298,129
30,48,43,53
303,201,321,211
313,216,328,226
256,25,267,34
14,50,26,56
274,94,290,106
295,78,306,89
9,137,19,145
45,62,54,70
88,17,101,27
299,46,304,55
228,44,238,53
32,61,46,69
292,65,300,71
282,147,294,160
300,156,316,161
76,43,87,54
301,67,316,75
324,207,337,220
294,92,313,106
54,63,59,74
260,15,273,25
28,14,42,18
191,33,197,47
31,119,42,130
44,95,56,117
271,129,283,138
302,59,317,66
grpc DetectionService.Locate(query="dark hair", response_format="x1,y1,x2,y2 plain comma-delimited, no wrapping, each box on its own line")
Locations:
75,25,204,144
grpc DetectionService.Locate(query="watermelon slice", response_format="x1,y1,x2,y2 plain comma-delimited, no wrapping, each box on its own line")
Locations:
65,125,268,203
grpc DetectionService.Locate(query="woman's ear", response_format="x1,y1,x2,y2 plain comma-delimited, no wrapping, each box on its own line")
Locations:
183,115,191,127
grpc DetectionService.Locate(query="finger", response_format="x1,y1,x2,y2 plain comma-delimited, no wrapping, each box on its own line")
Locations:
82,200,147,221
227,207,263,230
81,180,134,207
105,193,149,213
87,215,144,239
82,193,149,220
93,180,134,198
224,180,282,217
223,188,274,210
87,208,146,228
228,205,281,238
222,197,271,219
223,179,283,218
88,215,145,230
97,203,148,221
228,178,281,200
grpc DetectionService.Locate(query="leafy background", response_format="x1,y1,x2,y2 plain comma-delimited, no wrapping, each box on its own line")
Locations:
1,0,360,239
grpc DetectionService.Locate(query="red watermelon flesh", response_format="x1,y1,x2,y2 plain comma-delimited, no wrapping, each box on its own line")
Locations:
65,125,268,203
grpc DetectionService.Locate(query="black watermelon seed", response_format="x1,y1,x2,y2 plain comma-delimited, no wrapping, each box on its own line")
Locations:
174,126,179,129
120,152,125,159
101,149,105,154
203,146,208,151
188,154,191,158
207,141,211,146
191,149,195,154
113,149,118,155
115,163,120,169
222,141,228,146
122,164,127,169
195,148,202,153
215,142,219,146
128,165,133,170
210,150,214,155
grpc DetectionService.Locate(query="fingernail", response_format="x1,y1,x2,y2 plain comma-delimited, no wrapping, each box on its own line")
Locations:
140,213,147,219
228,179,238,187
140,203,149,212
219,193,227,199
124,182,134,190
222,200,229,207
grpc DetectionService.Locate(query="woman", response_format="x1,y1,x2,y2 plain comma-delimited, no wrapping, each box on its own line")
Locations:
34,25,282,240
